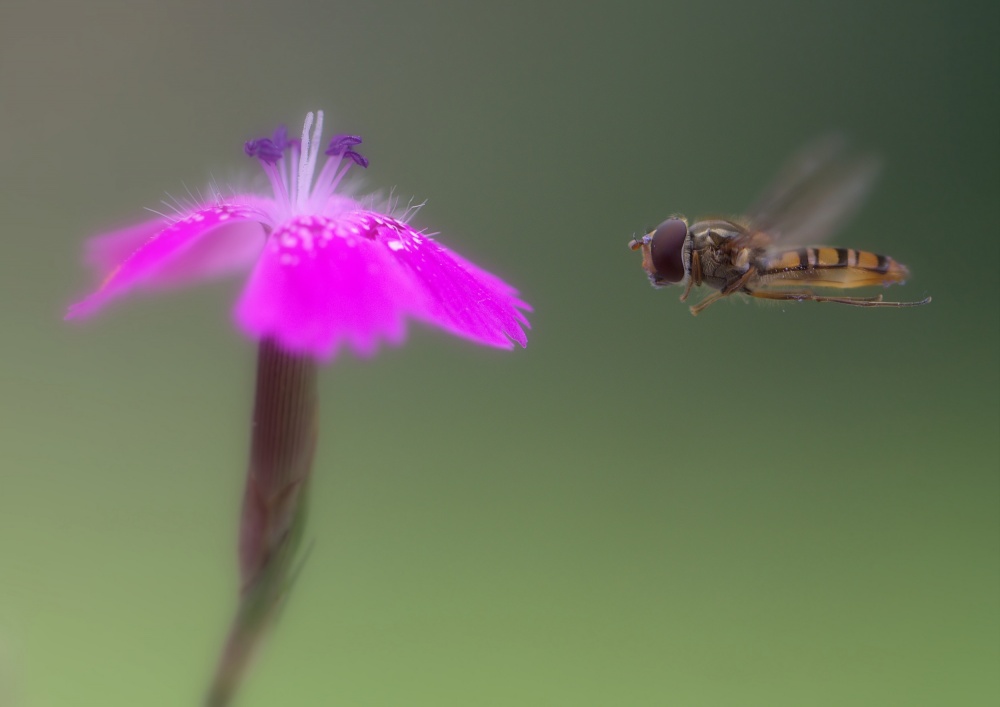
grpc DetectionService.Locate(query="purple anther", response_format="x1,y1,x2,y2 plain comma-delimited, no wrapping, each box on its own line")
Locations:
244,125,300,164
324,134,368,168
271,124,299,152
325,134,363,156
343,150,369,168
244,138,283,164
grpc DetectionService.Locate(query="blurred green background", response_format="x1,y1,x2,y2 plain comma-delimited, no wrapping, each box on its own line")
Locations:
1,0,997,705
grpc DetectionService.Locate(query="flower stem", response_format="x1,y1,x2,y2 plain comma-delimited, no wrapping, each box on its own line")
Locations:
205,340,318,706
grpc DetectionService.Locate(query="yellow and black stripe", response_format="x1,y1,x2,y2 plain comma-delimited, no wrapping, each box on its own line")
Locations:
759,247,908,288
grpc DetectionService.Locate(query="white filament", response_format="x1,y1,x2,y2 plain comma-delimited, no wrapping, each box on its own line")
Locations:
296,112,314,208
310,110,325,182
296,111,325,209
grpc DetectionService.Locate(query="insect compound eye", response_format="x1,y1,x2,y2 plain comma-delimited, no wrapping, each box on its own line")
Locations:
649,218,688,283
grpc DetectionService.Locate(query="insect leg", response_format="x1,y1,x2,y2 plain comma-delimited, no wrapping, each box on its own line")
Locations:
721,267,756,295
688,290,730,316
679,250,702,302
746,289,932,308
687,268,759,315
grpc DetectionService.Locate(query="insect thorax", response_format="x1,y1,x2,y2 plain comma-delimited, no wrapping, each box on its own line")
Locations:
689,223,754,290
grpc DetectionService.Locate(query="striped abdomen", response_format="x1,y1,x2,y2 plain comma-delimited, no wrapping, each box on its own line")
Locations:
757,247,910,289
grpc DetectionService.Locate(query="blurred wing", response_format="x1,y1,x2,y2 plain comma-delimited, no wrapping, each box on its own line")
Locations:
745,135,881,249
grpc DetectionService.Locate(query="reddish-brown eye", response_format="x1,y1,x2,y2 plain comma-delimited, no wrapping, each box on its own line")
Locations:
649,218,687,283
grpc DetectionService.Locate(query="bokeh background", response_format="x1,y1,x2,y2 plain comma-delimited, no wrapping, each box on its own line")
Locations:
1,0,997,705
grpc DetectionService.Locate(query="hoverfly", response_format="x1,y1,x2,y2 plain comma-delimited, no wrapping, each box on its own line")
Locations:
629,136,931,315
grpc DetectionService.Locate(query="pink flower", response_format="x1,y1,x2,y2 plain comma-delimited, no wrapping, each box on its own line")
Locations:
67,111,530,360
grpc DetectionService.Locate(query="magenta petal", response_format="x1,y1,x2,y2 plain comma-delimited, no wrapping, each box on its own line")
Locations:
67,204,267,320
446,251,533,328
84,217,170,278
356,214,530,348
235,215,421,360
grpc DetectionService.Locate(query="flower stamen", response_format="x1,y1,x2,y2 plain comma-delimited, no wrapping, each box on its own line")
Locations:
244,125,298,165
325,133,368,169
243,138,283,165
245,125,302,214
309,133,369,210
